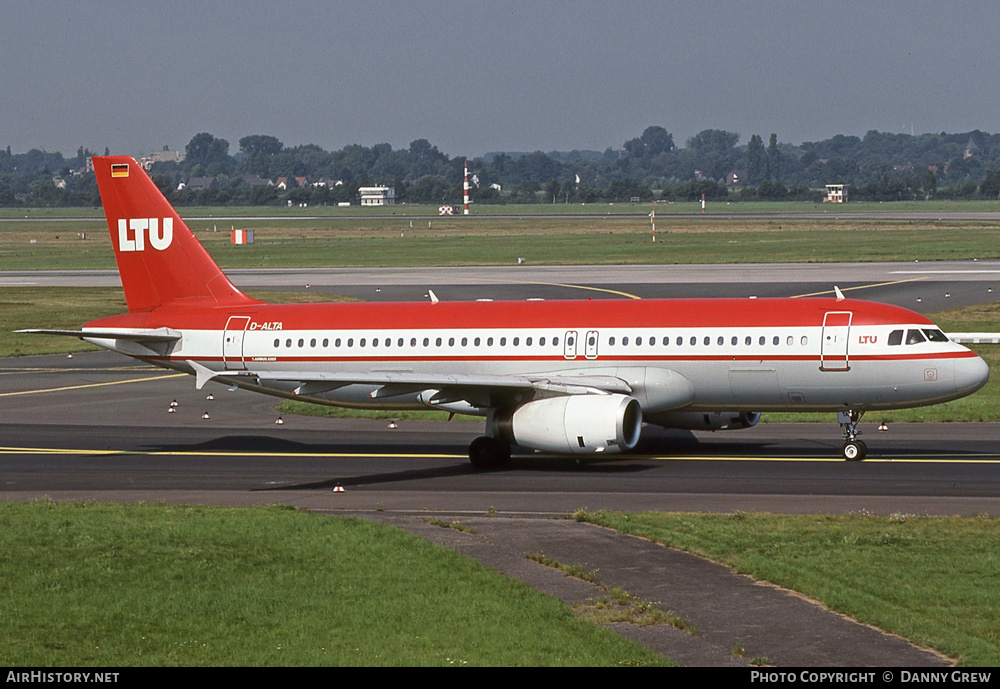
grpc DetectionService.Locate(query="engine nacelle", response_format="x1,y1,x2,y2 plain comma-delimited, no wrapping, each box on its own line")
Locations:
646,410,761,431
489,394,643,454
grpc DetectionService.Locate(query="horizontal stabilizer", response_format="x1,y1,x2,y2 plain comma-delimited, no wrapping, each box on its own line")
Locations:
17,327,181,343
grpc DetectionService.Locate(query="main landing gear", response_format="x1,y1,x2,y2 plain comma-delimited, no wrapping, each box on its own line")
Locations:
468,436,512,470
838,410,867,461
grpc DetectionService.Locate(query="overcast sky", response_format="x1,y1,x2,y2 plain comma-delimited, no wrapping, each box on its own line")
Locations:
3,1,997,158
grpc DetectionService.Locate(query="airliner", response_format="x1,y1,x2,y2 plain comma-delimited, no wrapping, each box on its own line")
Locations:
22,156,990,467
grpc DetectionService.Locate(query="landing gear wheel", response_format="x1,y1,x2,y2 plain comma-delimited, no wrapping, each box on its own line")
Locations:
837,410,867,461
842,440,867,461
468,436,511,470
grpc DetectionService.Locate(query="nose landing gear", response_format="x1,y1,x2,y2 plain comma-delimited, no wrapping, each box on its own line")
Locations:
838,410,867,461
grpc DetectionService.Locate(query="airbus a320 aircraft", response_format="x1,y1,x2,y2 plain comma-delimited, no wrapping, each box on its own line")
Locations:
23,157,990,467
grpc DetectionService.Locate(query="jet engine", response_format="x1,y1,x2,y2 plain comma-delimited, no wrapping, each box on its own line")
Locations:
646,410,761,431
488,394,642,454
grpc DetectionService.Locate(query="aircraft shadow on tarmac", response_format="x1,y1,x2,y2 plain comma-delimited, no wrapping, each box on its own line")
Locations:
259,457,665,492
143,434,670,490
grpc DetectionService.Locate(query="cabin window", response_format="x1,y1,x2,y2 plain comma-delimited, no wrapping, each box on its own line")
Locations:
513,337,520,346
448,337,455,346
487,337,494,346
526,337,533,346
500,337,507,346
759,336,766,345
273,339,279,348
297,338,304,347
801,336,808,346
310,338,316,347
786,336,794,346
623,336,629,346
347,338,354,347
745,336,752,346
539,336,546,346
436,337,442,347
360,338,366,347
663,337,670,345
731,336,738,346
773,336,780,345
717,336,724,346
703,336,710,346
335,338,342,347
423,337,429,347
636,336,643,345
690,336,697,346
676,336,683,346
553,337,559,346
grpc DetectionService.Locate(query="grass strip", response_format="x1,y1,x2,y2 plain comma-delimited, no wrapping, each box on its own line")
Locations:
4,217,1000,270
576,510,1000,666
0,501,667,667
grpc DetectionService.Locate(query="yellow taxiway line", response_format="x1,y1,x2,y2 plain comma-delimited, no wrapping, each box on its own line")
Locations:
0,372,185,397
1,446,998,463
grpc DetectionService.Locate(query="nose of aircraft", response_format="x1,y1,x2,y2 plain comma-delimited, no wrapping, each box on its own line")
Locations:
955,354,990,395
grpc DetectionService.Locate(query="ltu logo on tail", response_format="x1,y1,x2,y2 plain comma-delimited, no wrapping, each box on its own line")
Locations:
117,218,173,252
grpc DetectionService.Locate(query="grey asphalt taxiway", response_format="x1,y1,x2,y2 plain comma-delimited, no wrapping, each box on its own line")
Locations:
3,262,999,666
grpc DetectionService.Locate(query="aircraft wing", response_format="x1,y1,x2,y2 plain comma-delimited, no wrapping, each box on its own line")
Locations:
188,360,637,408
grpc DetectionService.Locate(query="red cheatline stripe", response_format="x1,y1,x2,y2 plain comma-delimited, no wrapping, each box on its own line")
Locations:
141,350,977,365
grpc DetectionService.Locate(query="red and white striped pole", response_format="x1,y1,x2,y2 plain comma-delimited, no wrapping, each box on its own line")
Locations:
463,162,470,215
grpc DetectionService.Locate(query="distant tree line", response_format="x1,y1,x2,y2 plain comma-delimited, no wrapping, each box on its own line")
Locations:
3,126,1000,207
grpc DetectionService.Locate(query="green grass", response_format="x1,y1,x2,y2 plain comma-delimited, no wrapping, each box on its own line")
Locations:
576,510,1000,666
3,215,1000,270
0,502,667,667
0,287,127,357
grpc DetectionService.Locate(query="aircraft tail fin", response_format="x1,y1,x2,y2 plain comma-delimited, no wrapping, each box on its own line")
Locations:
92,156,261,313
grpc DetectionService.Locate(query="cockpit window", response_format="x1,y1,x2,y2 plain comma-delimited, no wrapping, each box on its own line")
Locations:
922,329,949,342
906,329,927,345
888,329,903,346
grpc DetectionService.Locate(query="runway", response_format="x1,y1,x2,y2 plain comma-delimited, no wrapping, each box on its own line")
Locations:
4,259,999,313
